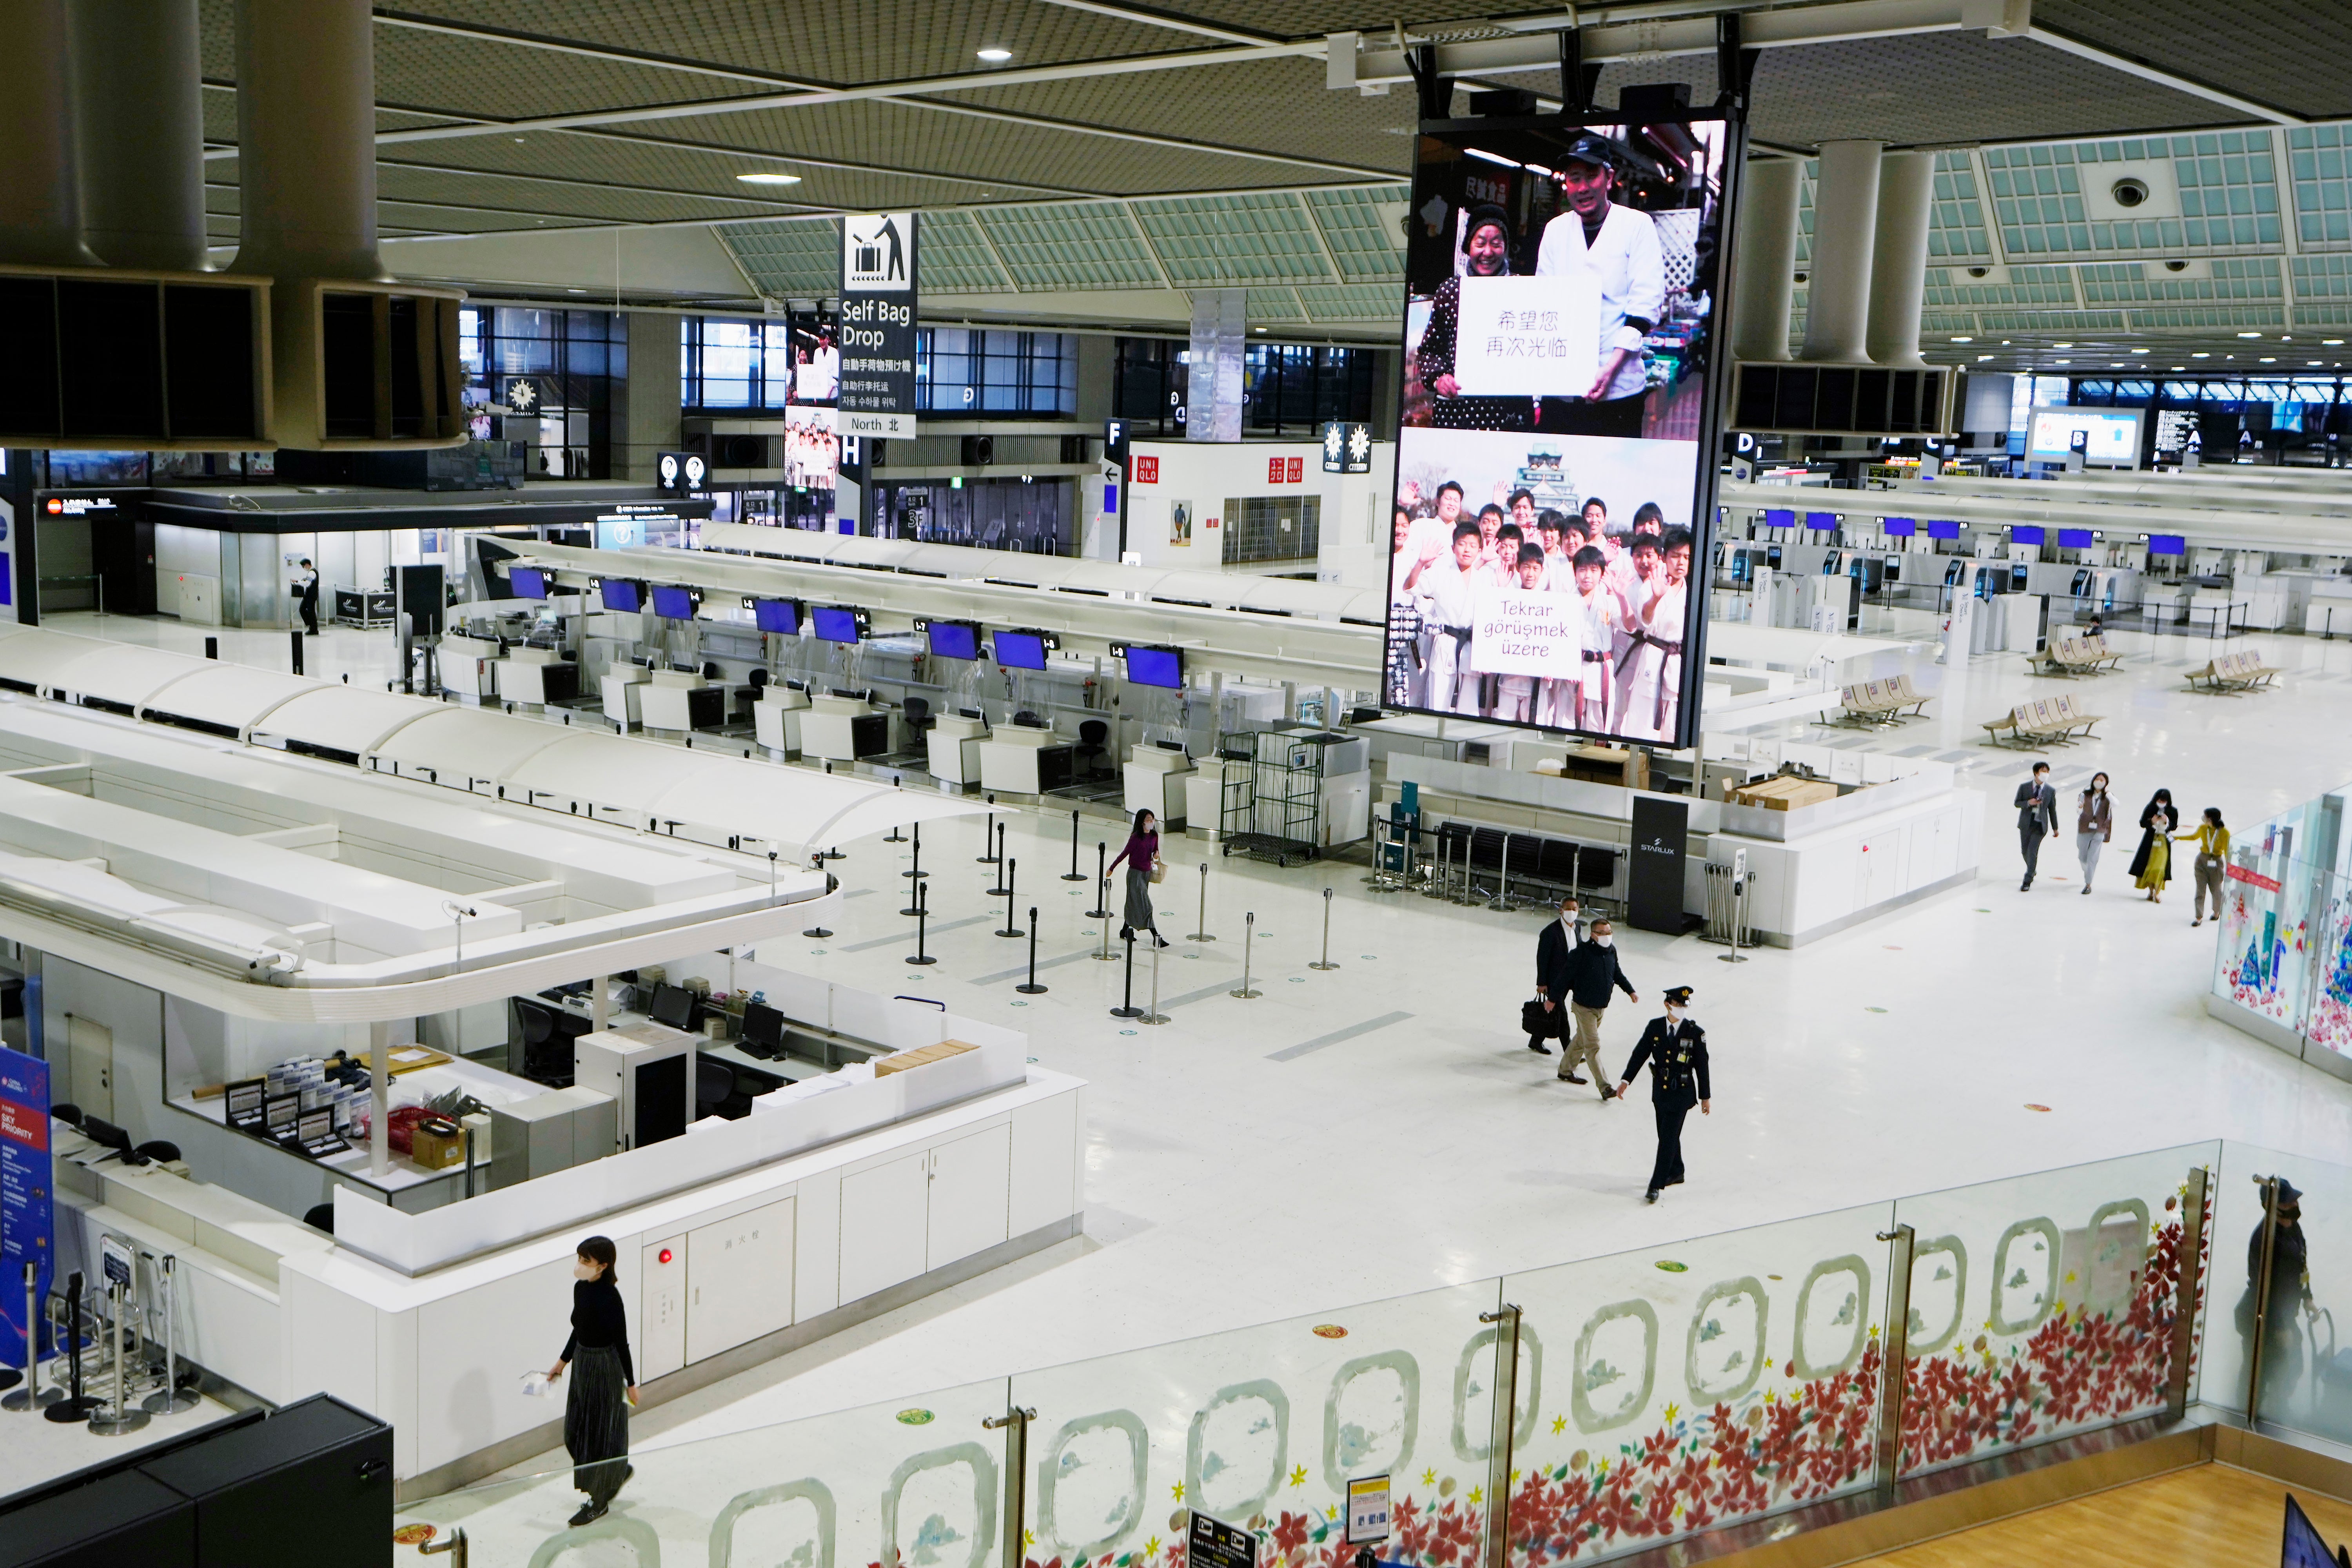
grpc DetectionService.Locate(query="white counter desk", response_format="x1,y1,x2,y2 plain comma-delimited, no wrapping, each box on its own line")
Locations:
978,722,1075,796
926,711,989,787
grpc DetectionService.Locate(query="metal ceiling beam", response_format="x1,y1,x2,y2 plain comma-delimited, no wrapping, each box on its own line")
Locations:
2022,24,2301,126
1028,0,1283,47
885,96,1399,180
371,9,818,89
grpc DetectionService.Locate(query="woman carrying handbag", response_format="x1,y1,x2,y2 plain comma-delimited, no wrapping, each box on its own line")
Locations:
1108,808,1171,948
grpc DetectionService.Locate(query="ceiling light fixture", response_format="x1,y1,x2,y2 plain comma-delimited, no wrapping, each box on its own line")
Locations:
737,172,803,184
2131,348,2149,354
1977,353,1994,361
2260,356,2278,362
2327,339,2347,346
2171,366,2186,371
1465,147,1520,168
976,47,1012,62
2237,331,2261,338
2053,341,2074,348
2192,352,2210,358
1950,335,1973,342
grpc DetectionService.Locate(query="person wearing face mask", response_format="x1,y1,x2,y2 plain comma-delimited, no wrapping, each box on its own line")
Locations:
1557,917,1637,1097
1416,206,1533,432
546,1235,635,1526
1616,985,1710,1204
2238,1177,2314,1421
1527,895,1585,1056
2075,772,2113,894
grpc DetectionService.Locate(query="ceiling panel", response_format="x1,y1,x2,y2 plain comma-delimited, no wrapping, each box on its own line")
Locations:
1303,185,1408,281
1133,193,1333,287
717,218,840,298
2036,0,2352,119
909,210,1012,293
978,204,1164,291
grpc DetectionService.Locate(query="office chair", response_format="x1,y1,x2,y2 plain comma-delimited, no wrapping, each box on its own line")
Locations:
1076,718,1109,776
1013,710,1046,728
902,697,934,733
135,1140,181,1164
696,1059,738,1121
51,1102,82,1127
748,669,769,690
303,1203,336,1235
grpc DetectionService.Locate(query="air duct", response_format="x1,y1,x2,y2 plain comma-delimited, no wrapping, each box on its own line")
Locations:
1729,158,1802,364
1864,151,1936,369
0,0,100,266
69,0,207,271
1798,140,1884,364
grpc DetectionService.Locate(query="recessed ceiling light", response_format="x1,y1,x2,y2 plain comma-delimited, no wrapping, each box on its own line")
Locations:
2237,331,2261,338
976,47,1012,62
2131,348,2149,354
2111,362,2125,367
2327,339,2347,346
2000,339,2011,345
2053,341,2074,348
2312,360,2325,366
567,287,587,294
2192,352,2210,358
514,137,526,143
737,172,803,184
2260,356,2277,362
2171,366,2186,371
1977,353,1994,361
1950,335,1973,342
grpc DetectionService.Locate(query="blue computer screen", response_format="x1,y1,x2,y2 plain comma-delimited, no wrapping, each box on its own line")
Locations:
650,584,695,620
1881,517,1916,537
1804,510,1837,530
2148,534,2187,557
1926,519,1962,540
753,598,799,635
811,606,861,643
992,631,1047,670
508,566,548,599
1125,645,1183,688
2010,525,2046,546
927,621,980,661
600,579,643,612
2058,528,2094,549
1762,508,1795,529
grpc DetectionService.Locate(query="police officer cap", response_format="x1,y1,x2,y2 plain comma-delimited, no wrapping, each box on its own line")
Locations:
1561,133,1617,170
1664,985,1694,1006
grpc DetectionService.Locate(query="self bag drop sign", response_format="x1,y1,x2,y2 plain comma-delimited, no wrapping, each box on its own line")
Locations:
840,212,918,439
0,1045,52,1368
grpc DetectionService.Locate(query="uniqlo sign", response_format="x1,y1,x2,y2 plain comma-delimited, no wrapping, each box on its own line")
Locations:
1267,456,1304,484
1134,456,1160,483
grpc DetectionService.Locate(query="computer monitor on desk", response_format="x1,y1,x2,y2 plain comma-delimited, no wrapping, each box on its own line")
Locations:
959,707,984,720
740,1002,784,1058
648,983,695,1031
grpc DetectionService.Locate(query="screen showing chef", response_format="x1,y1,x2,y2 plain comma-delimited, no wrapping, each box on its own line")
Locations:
1386,114,1734,748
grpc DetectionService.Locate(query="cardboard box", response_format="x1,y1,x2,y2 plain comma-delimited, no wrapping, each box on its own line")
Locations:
1730,776,1838,811
410,1118,466,1169
875,1038,977,1077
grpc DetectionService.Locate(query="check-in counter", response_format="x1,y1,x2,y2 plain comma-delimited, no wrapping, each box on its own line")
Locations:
1123,742,1195,826
493,646,579,709
602,661,648,729
803,693,891,763
437,633,499,701
926,712,989,788
754,684,810,757
641,668,724,734
978,722,1074,796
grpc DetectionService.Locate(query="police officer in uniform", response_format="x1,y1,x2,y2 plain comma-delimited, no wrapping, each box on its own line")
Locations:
1615,984,1710,1203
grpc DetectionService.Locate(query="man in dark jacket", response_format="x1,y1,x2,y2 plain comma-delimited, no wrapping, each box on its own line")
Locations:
1528,896,1584,1057
2014,760,2058,891
1617,984,1709,1202
2245,1177,2313,1418
1556,917,1636,1096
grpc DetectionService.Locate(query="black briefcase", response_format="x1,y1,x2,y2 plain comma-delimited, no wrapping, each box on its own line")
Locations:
1520,998,1555,1037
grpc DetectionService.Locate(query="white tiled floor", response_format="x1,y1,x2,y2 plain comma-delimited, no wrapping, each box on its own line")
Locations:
36,608,2352,1517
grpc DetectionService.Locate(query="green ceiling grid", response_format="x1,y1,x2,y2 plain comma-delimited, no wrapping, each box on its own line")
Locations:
2078,257,2283,303
1977,309,2127,330
2293,254,2352,298
1928,152,1993,263
978,203,1163,290
1133,192,1335,287
2287,125,2352,249
1295,283,1404,322
1923,264,2076,308
2294,302,2352,326
1795,159,1816,266
1987,134,2282,260
2127,304,2287,328
1244,286,1307,321
1304,186,1408,282
1920,312,1977,333
714,219,841,297
914,209,1013,293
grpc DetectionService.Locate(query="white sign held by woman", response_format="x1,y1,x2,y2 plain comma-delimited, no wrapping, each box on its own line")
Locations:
1453,274,1601,397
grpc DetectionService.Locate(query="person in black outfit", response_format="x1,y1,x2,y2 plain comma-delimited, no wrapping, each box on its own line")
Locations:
293,558,320,636
547,1234,635,1527
2014,760,2058,891
1416,204,1533,432
1557,917,1636,1095
1616,984,1709,1203
2242,1177,2314,1420
1526,895,1584,1056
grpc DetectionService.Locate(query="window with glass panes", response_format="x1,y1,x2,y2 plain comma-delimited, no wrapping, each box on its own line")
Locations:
915,328,1078,416
679,313,838,412
2064,373,2350,447
457,306,627,478
1114,336,1377,435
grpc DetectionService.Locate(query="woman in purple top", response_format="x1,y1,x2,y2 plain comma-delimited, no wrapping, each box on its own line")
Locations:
1107,808,1170,947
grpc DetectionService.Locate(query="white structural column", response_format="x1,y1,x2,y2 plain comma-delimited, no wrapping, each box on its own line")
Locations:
1864,150,1937,369
0,0,99,266
68,0,207,271
1729,158,1803,363
1798,140,1885,363
230,0,386,281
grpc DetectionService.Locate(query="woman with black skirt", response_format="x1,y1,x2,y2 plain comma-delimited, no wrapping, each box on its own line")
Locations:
546,1235,634,1527
1107,808,1169,949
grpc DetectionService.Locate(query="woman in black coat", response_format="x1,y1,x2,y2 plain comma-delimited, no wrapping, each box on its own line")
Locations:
2127,788,2178,889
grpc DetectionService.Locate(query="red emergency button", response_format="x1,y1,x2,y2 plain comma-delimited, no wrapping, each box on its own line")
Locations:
658,1248,673,1265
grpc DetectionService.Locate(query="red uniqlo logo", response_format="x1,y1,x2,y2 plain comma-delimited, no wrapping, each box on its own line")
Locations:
1268,457,1285,484
1285,457,1303,483
1134,456,1159,483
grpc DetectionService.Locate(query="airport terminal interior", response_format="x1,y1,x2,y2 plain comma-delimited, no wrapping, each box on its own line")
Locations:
10,3,2352,1566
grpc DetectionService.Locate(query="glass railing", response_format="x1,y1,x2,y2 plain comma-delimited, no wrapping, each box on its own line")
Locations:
397,1139,2344,1566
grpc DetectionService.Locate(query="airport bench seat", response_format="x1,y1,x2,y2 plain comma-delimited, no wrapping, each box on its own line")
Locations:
2186,648,2281,693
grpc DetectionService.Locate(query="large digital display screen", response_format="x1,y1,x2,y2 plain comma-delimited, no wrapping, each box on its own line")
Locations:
1882,517,1916,537
753,597,800,635
1386,110,1738,747
926,620,980,661
2027,407,2143,466
1926,519,1962,540
2057,528,2095,549
650,584,695,621
1804,510,1837,531
599,578,643,613
1124,645,1184,689
508,566,548,599
1760,508,1795,529
2009,525,2045,546
811,605,862,643
992,630,1048,671
2147,534,2187,557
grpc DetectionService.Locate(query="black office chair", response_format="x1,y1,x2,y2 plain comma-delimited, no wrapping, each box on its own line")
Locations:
1013,710,1046,728
1076,718,1109,776
902,697,934,733
748,669,769,690
303,1203,336,1235
696,1059,737,1121
135,1141,181,1164
516,1001,575,1088
51,1102,82,1127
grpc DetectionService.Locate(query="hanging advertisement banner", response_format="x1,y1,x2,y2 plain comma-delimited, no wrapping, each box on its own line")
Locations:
839,213,918,440
0,1045,53,1370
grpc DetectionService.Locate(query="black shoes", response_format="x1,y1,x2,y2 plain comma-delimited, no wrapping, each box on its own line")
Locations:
1561,1074,1588,1084
570,1501,608,1528
1154,935,1170,948
1645,1189,1659,1204
1527,1038,1553,1054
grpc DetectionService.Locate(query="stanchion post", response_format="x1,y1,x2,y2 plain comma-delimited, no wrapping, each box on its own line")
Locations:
1189,860,1215,942
978,801,1002,863
906,881,936,965
1229,912,1261,999
4,1261,54,1410
989,823,1009,895
1088,844,1111,920
885,778,907,843
903,822,926,878
1062,809,1087,881
1110,928,1142,1017
87,1278,147,1436
1140,938,1169,1025
1016,910,1047,995
1094,897,1116,961
997,859,1024,938
1310,887,1339,970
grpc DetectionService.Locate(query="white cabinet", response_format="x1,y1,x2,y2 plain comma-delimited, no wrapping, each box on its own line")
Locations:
838,1150,930,1304
639,1234,688,1381
927,1123,1011,1270
686,1196,794,1365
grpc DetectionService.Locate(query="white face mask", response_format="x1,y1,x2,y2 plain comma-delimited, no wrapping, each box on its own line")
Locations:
1593,933,1612,948
1665,1004,1682,1019
1561,909,1579,927
573,1260,600,1281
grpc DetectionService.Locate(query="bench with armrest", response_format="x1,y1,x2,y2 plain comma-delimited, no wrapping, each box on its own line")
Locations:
1828,673,1931,728
2186,648,2281,693
1981,695,2103,747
